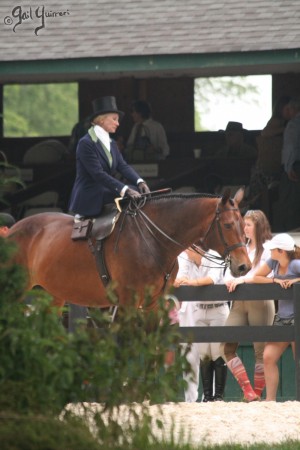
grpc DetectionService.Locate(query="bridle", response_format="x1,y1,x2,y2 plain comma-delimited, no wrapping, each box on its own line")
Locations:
198,199,246,262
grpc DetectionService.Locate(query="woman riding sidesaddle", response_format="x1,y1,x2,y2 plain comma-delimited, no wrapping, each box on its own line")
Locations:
69,96,150,219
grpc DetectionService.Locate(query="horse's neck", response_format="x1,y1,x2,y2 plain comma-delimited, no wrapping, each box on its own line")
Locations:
177,198,217,246
145,196,217,253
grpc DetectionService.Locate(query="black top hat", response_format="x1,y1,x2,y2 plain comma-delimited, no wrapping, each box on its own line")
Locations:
0,213,15,228
90,96,124,121
225,121,244,132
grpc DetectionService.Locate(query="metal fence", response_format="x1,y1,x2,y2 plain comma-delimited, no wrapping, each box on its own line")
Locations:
173,283,300,400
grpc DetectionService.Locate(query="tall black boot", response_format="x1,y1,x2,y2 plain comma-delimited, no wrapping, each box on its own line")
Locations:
200,359,214,402
213,357,227,401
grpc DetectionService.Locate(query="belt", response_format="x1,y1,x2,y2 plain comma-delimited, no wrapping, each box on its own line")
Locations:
197,303,225,310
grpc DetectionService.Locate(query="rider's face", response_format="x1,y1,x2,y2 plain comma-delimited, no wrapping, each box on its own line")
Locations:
94,113,120,133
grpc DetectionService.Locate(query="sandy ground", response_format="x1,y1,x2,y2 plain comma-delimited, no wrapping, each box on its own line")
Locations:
67,400,300,447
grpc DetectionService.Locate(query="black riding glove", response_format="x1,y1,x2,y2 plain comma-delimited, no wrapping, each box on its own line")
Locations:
138,182,151,195
125,188,142,200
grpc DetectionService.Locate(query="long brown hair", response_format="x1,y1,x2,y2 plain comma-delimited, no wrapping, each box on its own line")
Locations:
244,210,272,267
287,246,300,260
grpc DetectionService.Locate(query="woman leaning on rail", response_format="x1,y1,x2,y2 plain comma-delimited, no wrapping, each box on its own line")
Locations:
249,233,300,401
221,210,275,402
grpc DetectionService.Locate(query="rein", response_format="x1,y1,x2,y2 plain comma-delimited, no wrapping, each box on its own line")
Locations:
131,196,245,261
113,195,245,290
190,244,225,269
125,198,178,286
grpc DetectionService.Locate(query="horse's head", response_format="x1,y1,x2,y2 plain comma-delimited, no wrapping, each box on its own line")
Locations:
202,187,251,277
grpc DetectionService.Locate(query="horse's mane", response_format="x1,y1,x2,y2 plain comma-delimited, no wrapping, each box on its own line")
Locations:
147,192,220,203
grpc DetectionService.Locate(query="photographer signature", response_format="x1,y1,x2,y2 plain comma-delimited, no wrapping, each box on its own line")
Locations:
4,5,70,35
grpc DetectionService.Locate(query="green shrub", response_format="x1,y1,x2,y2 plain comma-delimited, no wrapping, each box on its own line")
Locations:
0,413,101,450
0,234,190,447
0,289,188,408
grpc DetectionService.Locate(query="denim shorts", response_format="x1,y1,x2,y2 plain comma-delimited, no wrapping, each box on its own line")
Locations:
273,315,294,326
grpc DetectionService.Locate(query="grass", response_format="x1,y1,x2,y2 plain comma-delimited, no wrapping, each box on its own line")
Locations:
0,414,299,450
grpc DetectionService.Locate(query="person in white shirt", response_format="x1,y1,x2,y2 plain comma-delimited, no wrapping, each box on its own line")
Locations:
174,247,229,402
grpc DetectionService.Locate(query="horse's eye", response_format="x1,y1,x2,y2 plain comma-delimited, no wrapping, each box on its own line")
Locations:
224,223,232,229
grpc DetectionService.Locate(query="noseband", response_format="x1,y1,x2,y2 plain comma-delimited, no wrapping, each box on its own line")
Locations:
199,202,246,260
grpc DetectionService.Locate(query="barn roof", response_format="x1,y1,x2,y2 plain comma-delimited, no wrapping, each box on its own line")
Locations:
1,0,300,81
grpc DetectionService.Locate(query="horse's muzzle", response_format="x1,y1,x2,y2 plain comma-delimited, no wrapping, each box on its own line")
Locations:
229,261,251,277
237,263,251,276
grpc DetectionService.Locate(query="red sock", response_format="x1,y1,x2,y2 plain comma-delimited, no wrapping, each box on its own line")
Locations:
227,356,258,401
254,363,265,397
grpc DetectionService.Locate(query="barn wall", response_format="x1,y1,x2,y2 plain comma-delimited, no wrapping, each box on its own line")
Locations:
1,72,300,164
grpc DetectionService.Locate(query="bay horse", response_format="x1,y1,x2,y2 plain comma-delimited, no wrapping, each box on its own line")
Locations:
7,188,251,311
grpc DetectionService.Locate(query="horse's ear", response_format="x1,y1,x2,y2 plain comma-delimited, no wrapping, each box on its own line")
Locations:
221,188,231,204
233,187,245,205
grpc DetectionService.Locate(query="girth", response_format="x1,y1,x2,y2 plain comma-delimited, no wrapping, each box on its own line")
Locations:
86,203,121,287
88,238,111,287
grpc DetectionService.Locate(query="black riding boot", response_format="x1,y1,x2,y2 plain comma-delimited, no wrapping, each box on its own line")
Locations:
200,359,214,402
213,357,227,401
